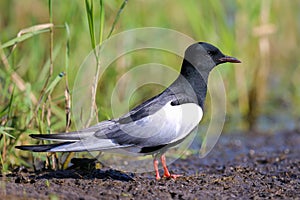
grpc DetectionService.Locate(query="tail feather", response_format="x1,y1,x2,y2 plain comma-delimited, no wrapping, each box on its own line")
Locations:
16,135,127,152
24,120,116,142
15,120,124,152
29,131,94,142
15,142,74,152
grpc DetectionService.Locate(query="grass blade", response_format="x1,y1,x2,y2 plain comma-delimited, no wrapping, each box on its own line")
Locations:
107,0,128,38
49,0,53,23
64,22,71,130
85,0,96,49
45,72,66,95
99,0,105,44
0,127,15,139
1,24,53,49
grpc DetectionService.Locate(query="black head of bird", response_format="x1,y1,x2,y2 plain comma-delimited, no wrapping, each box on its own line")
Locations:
183,42,241,72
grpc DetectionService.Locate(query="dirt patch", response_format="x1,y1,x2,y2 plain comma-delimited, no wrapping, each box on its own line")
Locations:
1,131,300,199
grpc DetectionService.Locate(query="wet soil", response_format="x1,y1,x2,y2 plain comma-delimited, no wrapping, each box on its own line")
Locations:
1,131,300,199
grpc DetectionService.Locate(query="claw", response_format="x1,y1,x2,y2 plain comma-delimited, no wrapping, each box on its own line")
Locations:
161,154,181,180
153,154,182,180
163,173,182,179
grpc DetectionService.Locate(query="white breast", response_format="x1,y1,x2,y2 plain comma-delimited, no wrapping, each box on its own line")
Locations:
162,101,203,143
120,101,203,144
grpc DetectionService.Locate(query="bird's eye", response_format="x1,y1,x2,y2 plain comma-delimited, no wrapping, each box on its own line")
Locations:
207,50,216,56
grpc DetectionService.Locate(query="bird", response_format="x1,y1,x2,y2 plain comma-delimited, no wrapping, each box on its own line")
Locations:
16,42,241,180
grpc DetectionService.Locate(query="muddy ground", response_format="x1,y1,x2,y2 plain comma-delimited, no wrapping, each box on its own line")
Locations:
1,131,299,199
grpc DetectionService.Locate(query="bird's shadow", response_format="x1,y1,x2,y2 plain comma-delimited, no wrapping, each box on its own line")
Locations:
11,158,135,182
35,168,135,182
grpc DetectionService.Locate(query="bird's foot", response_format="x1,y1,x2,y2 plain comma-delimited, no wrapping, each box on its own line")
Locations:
154,154,182,180
163,172,182,180
166,174,182,179
155,173,181,180
155,174,161,181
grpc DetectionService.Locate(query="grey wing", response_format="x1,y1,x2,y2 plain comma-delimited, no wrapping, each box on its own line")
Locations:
101,100,203,150
103,110,177,147
23,89,200,153
96,89,201,149
43,113,178,153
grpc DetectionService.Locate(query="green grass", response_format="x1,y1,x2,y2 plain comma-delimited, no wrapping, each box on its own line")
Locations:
0,0,300,171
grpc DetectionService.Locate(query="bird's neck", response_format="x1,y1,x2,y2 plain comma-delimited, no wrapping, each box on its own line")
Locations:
172,59,210,107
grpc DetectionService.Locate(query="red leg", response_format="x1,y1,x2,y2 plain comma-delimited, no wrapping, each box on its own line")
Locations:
160,154,182,179
153,158,161,180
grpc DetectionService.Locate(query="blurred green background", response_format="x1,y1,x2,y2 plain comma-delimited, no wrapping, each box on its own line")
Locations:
1,0,300,170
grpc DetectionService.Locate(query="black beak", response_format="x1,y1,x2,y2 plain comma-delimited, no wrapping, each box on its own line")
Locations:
218,56,241,63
